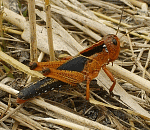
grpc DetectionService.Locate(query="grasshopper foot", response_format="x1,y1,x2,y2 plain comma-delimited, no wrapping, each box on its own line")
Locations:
110,91,120,99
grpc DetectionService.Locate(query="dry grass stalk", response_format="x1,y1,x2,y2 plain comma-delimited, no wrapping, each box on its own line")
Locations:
0,122,10,130
2,27,22,35
3,7,82,55
0,3,3,36
97,68,150,119
0,101,48,130
0,83,115,130
45,0,55,61
84,0,136,14
131,34,150,74
61,0,99,21
0,2,4,51
51,4,127,43
129,119,135,130
35,9,83,52
0,51,44,78
107,64,150,94
93,12,150,41
90,98,150,120
64,17,102,41
126,30,135,66
0,82,150,128
28,0,37,62
0,104,23,122
126,31,150,79
12,121,19,130
0,37,24,42
31,116,91,130
3,8,26,30
143,48,150,77
125,0,148,12
58,0,102,41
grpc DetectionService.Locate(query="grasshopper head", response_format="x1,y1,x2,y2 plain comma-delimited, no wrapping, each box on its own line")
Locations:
103,34,120,63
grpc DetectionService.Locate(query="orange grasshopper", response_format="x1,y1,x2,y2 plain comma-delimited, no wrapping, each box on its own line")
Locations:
17,34,120,104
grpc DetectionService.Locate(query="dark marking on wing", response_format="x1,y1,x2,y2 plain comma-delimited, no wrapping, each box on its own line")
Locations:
58,56,89,72
80,44,104,57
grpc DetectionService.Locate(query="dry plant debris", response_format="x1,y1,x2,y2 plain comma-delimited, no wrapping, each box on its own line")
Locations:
0,0,150,129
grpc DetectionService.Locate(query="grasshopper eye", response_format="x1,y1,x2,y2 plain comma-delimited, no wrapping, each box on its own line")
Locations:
112,38,117,45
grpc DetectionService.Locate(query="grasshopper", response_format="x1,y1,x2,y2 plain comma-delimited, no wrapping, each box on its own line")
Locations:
17,34,120,104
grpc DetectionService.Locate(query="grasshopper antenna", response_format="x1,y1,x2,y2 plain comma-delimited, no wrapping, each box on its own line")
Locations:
116,6,124,35
119,28,135,41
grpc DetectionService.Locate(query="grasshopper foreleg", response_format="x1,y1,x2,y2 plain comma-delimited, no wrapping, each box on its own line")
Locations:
102,65,116,95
